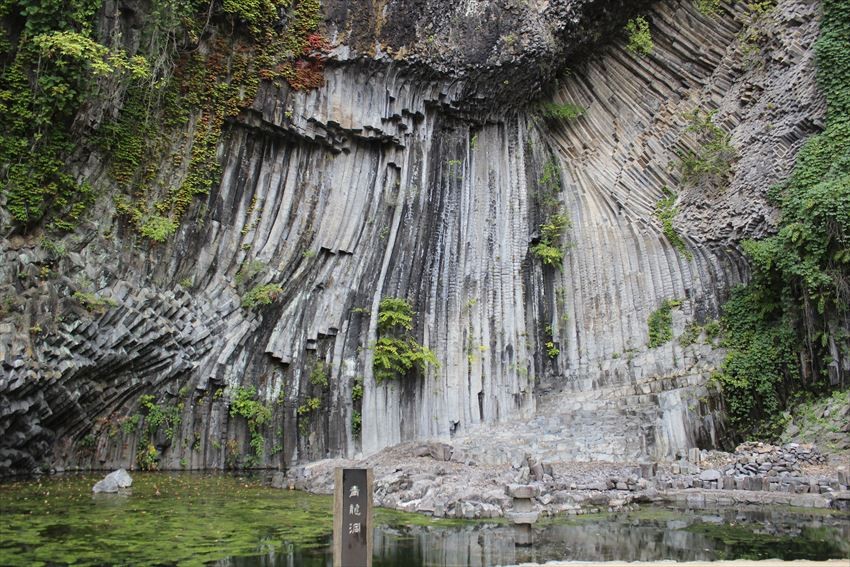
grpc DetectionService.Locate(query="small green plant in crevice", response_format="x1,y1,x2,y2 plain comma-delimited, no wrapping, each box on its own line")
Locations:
545,341,560,359
297,397,321,415
136,442,160,471
654,188,693,259
532,211,571,268
695,0,724,15
351,410,362,433
737,0,778,64
296,396,321,436
241,283,283,309
679,322,702,347
78,433,96,450
229,386,272,464
531,157,571,268
134,393,183,470
536,158,562,209
351,377,364,401
373,297,438,382
121,414,141,435
234,260,266,287
647,299,682,348
73,291,118,313
540,102,586,121
625,16,653,56
139,215,179,243
309,361,329,389
139,394,183,442
679,109,735,186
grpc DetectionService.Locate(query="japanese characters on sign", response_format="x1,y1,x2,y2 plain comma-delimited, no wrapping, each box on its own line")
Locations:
334,468,371,567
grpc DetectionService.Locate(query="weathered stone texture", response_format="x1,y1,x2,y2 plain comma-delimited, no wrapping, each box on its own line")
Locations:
0,0,825,475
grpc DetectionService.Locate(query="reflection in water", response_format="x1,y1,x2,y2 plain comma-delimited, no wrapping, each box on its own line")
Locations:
1,473,847,567
214,508,850,567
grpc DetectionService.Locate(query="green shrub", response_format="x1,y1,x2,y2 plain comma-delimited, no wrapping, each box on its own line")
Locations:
695,0,723,15
373,337,438,383
230,386,271,460
309,361,328,388
377,297,414,331
532,210,571,268
647,299,681,347
713,286,797,438
654,188,692,259
540,102,586,121
679,322,702,347
679,109,735,185
372,298,438,381
351,377,364,401
297,397,321,415
139,394,182,441
545,341,560,358
713,0,850,439
235,260,267,287
625,17,653,56
531,242,564,267
241,283,283,309
73,291,118,313
139,215,178,242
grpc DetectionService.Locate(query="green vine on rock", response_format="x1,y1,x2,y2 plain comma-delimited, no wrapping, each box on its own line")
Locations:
229,386,272,466
647,299,682,348
531,158,571,268
715,0,850,439
654,188,693,259
0,0,150,231
679,109,735,186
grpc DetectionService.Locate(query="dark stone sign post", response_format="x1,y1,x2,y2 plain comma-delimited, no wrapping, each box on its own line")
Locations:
333,468,373,567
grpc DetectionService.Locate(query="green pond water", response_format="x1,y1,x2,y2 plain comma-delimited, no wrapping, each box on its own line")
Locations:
1,472,848,566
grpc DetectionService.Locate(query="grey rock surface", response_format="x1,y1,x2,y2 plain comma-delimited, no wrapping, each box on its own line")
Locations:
92,468,133,493
0,0,828,476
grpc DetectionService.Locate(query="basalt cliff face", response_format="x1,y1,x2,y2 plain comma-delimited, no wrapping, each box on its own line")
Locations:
0,0,826,476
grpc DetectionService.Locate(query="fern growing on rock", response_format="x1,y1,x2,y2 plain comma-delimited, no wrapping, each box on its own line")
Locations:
373,297,437,382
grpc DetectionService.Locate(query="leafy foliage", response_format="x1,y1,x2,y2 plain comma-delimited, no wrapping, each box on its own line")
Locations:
0,0,147,230
134,393,182,470
695,0,723,15
309,361,328,388
73,291,118,313
679,109,735,185
1,0,327,237
373,297,438,382
241,283,283,309
377,297,414,332
373,337,439,383
531,159,571,267
715,0,850,439
296,397,321,415
625,16,653,56
713,286,798,438
531,242,564,266
654,188,692,259
230,386,271,463
540,102,585,121
647,299,681,348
